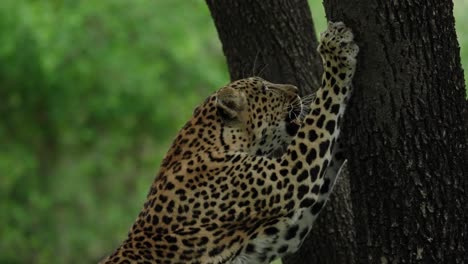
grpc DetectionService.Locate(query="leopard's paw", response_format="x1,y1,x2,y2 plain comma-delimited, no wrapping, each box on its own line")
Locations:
318,22,359,68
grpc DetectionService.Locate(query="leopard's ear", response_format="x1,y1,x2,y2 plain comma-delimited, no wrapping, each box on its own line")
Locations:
216,87,246,121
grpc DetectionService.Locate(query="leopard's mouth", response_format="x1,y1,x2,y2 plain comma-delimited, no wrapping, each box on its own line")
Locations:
269,95,308,158
287,99,303,120
285,95,303,136
264,97,303,159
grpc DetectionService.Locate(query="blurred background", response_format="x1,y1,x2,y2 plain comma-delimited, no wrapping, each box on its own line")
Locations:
0,1,466,263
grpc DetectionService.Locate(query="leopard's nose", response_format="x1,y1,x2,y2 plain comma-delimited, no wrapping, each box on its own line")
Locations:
265,81,299,95
274,83,299,96
281,84,299,95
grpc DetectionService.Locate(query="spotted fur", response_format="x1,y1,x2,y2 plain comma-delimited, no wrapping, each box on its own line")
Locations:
101,22,358,264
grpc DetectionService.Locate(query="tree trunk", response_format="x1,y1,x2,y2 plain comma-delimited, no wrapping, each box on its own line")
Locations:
206,1,357,263
324,0,468,262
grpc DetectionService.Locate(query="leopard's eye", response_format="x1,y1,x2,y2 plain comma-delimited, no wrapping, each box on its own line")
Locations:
261,84,269,93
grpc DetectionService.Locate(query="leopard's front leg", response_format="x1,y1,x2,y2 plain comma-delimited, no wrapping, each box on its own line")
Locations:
264,22,359,258
282,21,358,211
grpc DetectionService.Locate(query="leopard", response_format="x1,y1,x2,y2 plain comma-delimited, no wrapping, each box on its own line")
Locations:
100,21,359,264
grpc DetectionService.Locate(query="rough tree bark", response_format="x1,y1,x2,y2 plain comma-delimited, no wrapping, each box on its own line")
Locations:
324,0,468,263
206,1,356,263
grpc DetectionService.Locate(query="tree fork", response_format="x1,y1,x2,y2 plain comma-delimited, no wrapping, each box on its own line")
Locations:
206,0,321,93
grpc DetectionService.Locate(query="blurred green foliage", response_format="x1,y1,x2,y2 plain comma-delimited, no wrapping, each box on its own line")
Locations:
0,1,227,263
0,1,466,264
455,0,468,89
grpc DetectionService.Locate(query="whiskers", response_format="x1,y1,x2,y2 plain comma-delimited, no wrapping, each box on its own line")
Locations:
284,93,316,121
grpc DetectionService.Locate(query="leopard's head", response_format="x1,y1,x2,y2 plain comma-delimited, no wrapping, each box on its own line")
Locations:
215,77,304,157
